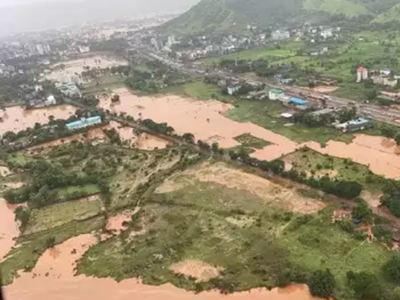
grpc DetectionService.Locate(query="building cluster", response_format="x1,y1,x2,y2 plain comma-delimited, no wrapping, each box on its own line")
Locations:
20,83,58,109
357,65,400,88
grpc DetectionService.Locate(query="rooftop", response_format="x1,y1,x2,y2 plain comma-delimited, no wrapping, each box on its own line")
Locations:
289,97,308,105
348,118,370,125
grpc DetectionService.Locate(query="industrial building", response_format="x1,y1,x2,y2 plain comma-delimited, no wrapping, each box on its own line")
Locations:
66,116,102,131
335,118,372,132
289,97,308,106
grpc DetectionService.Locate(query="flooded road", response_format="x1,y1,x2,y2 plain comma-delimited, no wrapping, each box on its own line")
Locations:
5,232,321,300
0,105,76,133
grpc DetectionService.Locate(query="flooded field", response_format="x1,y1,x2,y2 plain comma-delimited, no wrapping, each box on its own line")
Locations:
0,105,76,133
0,199,20,260
99,88,297,160
5,230,321,300
305,134,400,179
99,88,400,178
46,55,128,82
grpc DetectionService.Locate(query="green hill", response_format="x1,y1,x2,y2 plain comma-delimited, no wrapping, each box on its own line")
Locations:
161,0,400,35
372,3,400,23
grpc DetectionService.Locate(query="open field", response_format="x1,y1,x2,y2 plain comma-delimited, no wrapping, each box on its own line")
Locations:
234,133,271,149
82,74,126,96
283,147,385,192
77,159,393,299
24,196,103,235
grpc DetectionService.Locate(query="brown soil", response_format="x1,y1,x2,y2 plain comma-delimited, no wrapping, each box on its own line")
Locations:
170,260,223,282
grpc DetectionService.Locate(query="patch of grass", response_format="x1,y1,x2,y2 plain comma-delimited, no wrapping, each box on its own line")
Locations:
234,133,271,149
225,99,353,144
83,75,126,96
283,147,385,191
56,184,101,198
24,197,103,234
164,81,233,102
6,152,33,167
1,216,105,285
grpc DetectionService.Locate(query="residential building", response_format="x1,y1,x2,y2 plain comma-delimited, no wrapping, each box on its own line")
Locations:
356,66,368,82
371,74,398,87
56,82,82,98
44,95,57,106
310,108,337,121
268,88,285,100
227,85,241,95
380,68,392,76
320,28,333,39
66,116,102,131
271,30,290,40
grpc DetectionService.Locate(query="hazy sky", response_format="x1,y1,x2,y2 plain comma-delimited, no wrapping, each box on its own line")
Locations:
0,0,77,7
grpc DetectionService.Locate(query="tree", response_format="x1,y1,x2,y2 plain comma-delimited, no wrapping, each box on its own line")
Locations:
46,236,56,248
308,269,336,298
182,133,195,144
352,198,373,223
211,142,219,153
14,207,30,230
347,271,382,300
383,254,400,283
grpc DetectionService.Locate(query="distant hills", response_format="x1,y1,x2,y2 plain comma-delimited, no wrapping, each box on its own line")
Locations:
161,0,400,35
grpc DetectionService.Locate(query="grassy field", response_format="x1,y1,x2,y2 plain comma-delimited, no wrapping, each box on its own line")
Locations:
282,147,385,192
234,133,271,149
83,74,126,96
225,99,354,144
56,184,101,198
77,160,393,299
164,81,233,102
24,197,103,234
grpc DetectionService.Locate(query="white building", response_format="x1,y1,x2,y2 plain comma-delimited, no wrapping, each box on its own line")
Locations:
356,66,368,82
321,28,333,39
36,44,44,55
78,46,90,53
268,89,285,100
271,30,290,40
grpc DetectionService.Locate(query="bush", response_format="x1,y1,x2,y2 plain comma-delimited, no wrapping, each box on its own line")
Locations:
383,254,400,283
308,269,335,298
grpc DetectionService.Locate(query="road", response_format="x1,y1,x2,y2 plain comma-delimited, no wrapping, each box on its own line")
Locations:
136,49,400,127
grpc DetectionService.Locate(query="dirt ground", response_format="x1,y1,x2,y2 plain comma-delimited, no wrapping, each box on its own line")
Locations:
0,166,12,177
170,260,223,282
157,162,325,215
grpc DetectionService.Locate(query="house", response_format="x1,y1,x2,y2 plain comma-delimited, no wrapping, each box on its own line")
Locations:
356,66,368,82
380,68,392,76
335,118,372,132
271,30,290,40
371,74,398,87
320,28,333,39
280,112,293,119
310,108,337,121
66,116,102,131
289,97,308,106
56,82,82,98
268,88,285,100
44,95,56,106
227,85,241,95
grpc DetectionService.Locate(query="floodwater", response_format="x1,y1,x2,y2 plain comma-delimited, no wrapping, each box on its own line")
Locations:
305,134,400,179
99,88,297,159
99,88,400,178
106,121,170,150
0,199,20,260
46,55,128,82
0,105,76,133
5,232,321,300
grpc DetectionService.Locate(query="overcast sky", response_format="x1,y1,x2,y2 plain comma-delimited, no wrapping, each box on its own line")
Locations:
0,0,78,8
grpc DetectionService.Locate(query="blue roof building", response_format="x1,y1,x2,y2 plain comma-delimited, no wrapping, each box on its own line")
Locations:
66,116,102,131
289,97,308,105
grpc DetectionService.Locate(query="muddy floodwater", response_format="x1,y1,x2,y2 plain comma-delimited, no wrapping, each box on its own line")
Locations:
46,55,128,82
100,88,400,178
100,88,298,160
0,199,19,260
5,231,321,300
305,134,400,179
0,105,76,133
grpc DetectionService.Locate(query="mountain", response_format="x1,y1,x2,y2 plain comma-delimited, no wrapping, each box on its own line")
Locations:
161,0,400,35
0,0,200,36
372,3,400,23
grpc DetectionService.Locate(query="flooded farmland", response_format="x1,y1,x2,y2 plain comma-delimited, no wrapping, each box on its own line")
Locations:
4,230,321,300
0,105,76,133
0,199,20,261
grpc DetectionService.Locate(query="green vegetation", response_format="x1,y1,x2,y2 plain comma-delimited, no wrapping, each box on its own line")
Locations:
82,74,126,96
282,147,385,191
77,160,394,300
164,80,231,101
0,216,105,285
234,133,271,149
225,98,354,144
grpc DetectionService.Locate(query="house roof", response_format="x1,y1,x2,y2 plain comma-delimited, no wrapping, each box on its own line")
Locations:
289,97,308,105
357,66,367,72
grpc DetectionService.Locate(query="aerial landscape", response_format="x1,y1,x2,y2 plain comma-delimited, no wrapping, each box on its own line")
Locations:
3,0,400,299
